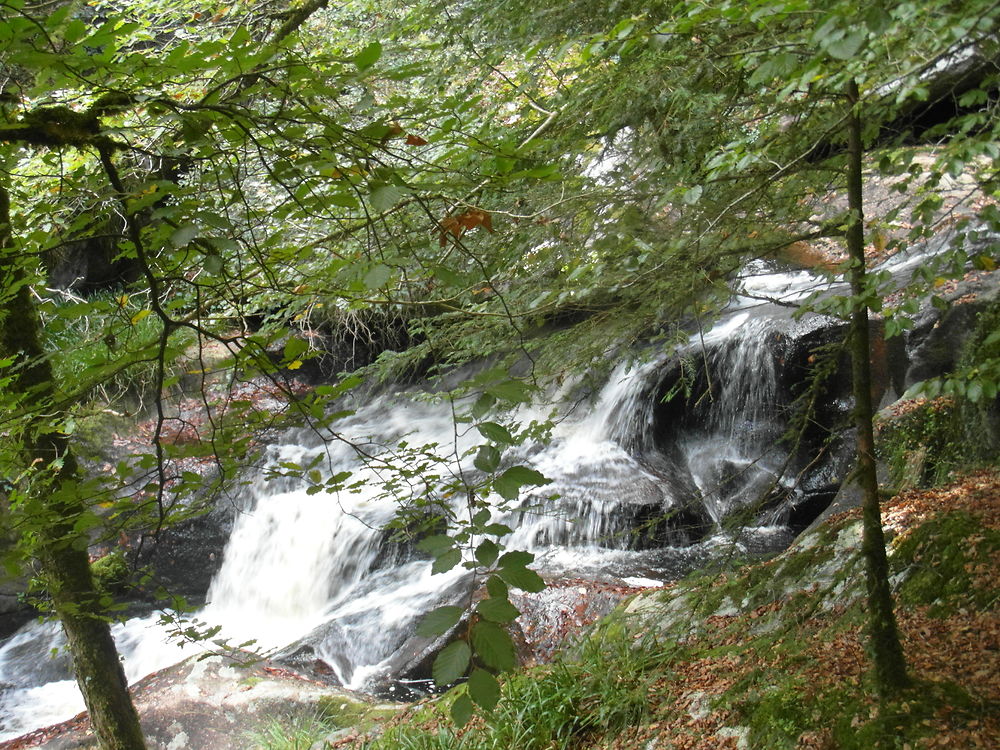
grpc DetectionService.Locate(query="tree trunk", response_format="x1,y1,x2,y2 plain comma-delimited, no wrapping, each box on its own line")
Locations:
0,185,147,749
844,78,910,696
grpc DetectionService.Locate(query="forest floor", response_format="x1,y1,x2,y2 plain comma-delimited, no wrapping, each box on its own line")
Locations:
329,471,1000,750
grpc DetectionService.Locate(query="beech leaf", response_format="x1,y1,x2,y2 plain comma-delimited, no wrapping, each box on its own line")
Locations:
432,640,470,685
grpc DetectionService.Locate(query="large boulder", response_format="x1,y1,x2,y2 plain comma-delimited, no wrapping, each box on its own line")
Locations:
3,655,401,750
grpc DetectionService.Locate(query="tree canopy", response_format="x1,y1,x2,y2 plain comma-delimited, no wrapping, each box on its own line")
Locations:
1,0,999,742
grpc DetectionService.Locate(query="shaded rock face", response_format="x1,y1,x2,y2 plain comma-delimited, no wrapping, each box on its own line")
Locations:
0,586,34,641
254,311,413,385
902,274,1000,388
639,311,858,536
273,574,475,699
130,497,238,606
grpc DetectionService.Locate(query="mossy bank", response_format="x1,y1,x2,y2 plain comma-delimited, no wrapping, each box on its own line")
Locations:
308,472,1000,750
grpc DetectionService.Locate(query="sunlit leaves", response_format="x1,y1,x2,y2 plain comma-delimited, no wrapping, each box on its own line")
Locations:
475,539,499,566
493,465,549,500
431,547,462,574
471,620,517,671
477,421,515,444
354,41,383,70
369,184,405,213
476,596,519,623
450,692,475,726
362,263,393,289
474,444,502,473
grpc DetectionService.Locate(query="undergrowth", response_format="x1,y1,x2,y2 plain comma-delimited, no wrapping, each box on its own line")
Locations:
362,624,658,750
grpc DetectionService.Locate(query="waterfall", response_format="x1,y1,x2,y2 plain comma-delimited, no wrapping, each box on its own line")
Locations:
0,291,827,741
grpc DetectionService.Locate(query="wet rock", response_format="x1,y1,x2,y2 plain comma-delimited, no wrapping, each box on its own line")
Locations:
271,622,350,687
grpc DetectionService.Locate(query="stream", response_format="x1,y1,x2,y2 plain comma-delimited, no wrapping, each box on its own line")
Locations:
0,244,951,740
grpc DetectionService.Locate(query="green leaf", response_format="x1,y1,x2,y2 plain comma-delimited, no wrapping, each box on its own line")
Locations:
432,640,470,685
476,596,520,624
203,254,224,275
483,523,513,537
474,445,501,473
432,265,464,285
477,421,514,444
171,224,199,248
417,534,454,556
451,692,475,726
354,41,382,70
363,264,393,289
475,539,499,567
486,575,508,599
825,29,866,60
864,6,891,33
416,605,464,637
468,668,501,712
471,621,516,671
497,565,545,593
283,337,309,362
432,547,462,574
498,550,534,568
973,254,997,272
494,465,549,500
471,393,496,419
370,184,404,212
682,185,703,205
326,192,360,209
485,379,532,403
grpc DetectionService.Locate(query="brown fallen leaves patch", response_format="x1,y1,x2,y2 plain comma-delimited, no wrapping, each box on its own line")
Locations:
881,469,1000,534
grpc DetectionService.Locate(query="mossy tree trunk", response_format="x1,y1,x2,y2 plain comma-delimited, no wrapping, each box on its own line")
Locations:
845,78,910,697
0,185,147,749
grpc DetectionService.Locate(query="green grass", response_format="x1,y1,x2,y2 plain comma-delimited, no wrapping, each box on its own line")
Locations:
247,711,337,750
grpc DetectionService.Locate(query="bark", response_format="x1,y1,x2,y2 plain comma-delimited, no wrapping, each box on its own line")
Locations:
845,78,910,696
0,185,147,748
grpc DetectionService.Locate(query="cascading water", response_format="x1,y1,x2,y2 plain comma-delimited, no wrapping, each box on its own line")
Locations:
0,262,861,741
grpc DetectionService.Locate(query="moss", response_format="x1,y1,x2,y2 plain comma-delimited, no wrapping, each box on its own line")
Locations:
90,549,130,593
316,693,403,731
878,296,1000,489
729,672,987,750
875,397,970,489
891,511,1000,616
71,406,133,462
740,674,813,749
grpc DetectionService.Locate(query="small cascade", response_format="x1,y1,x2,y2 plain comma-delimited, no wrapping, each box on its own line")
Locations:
514,357,681,551
679,315,787,525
